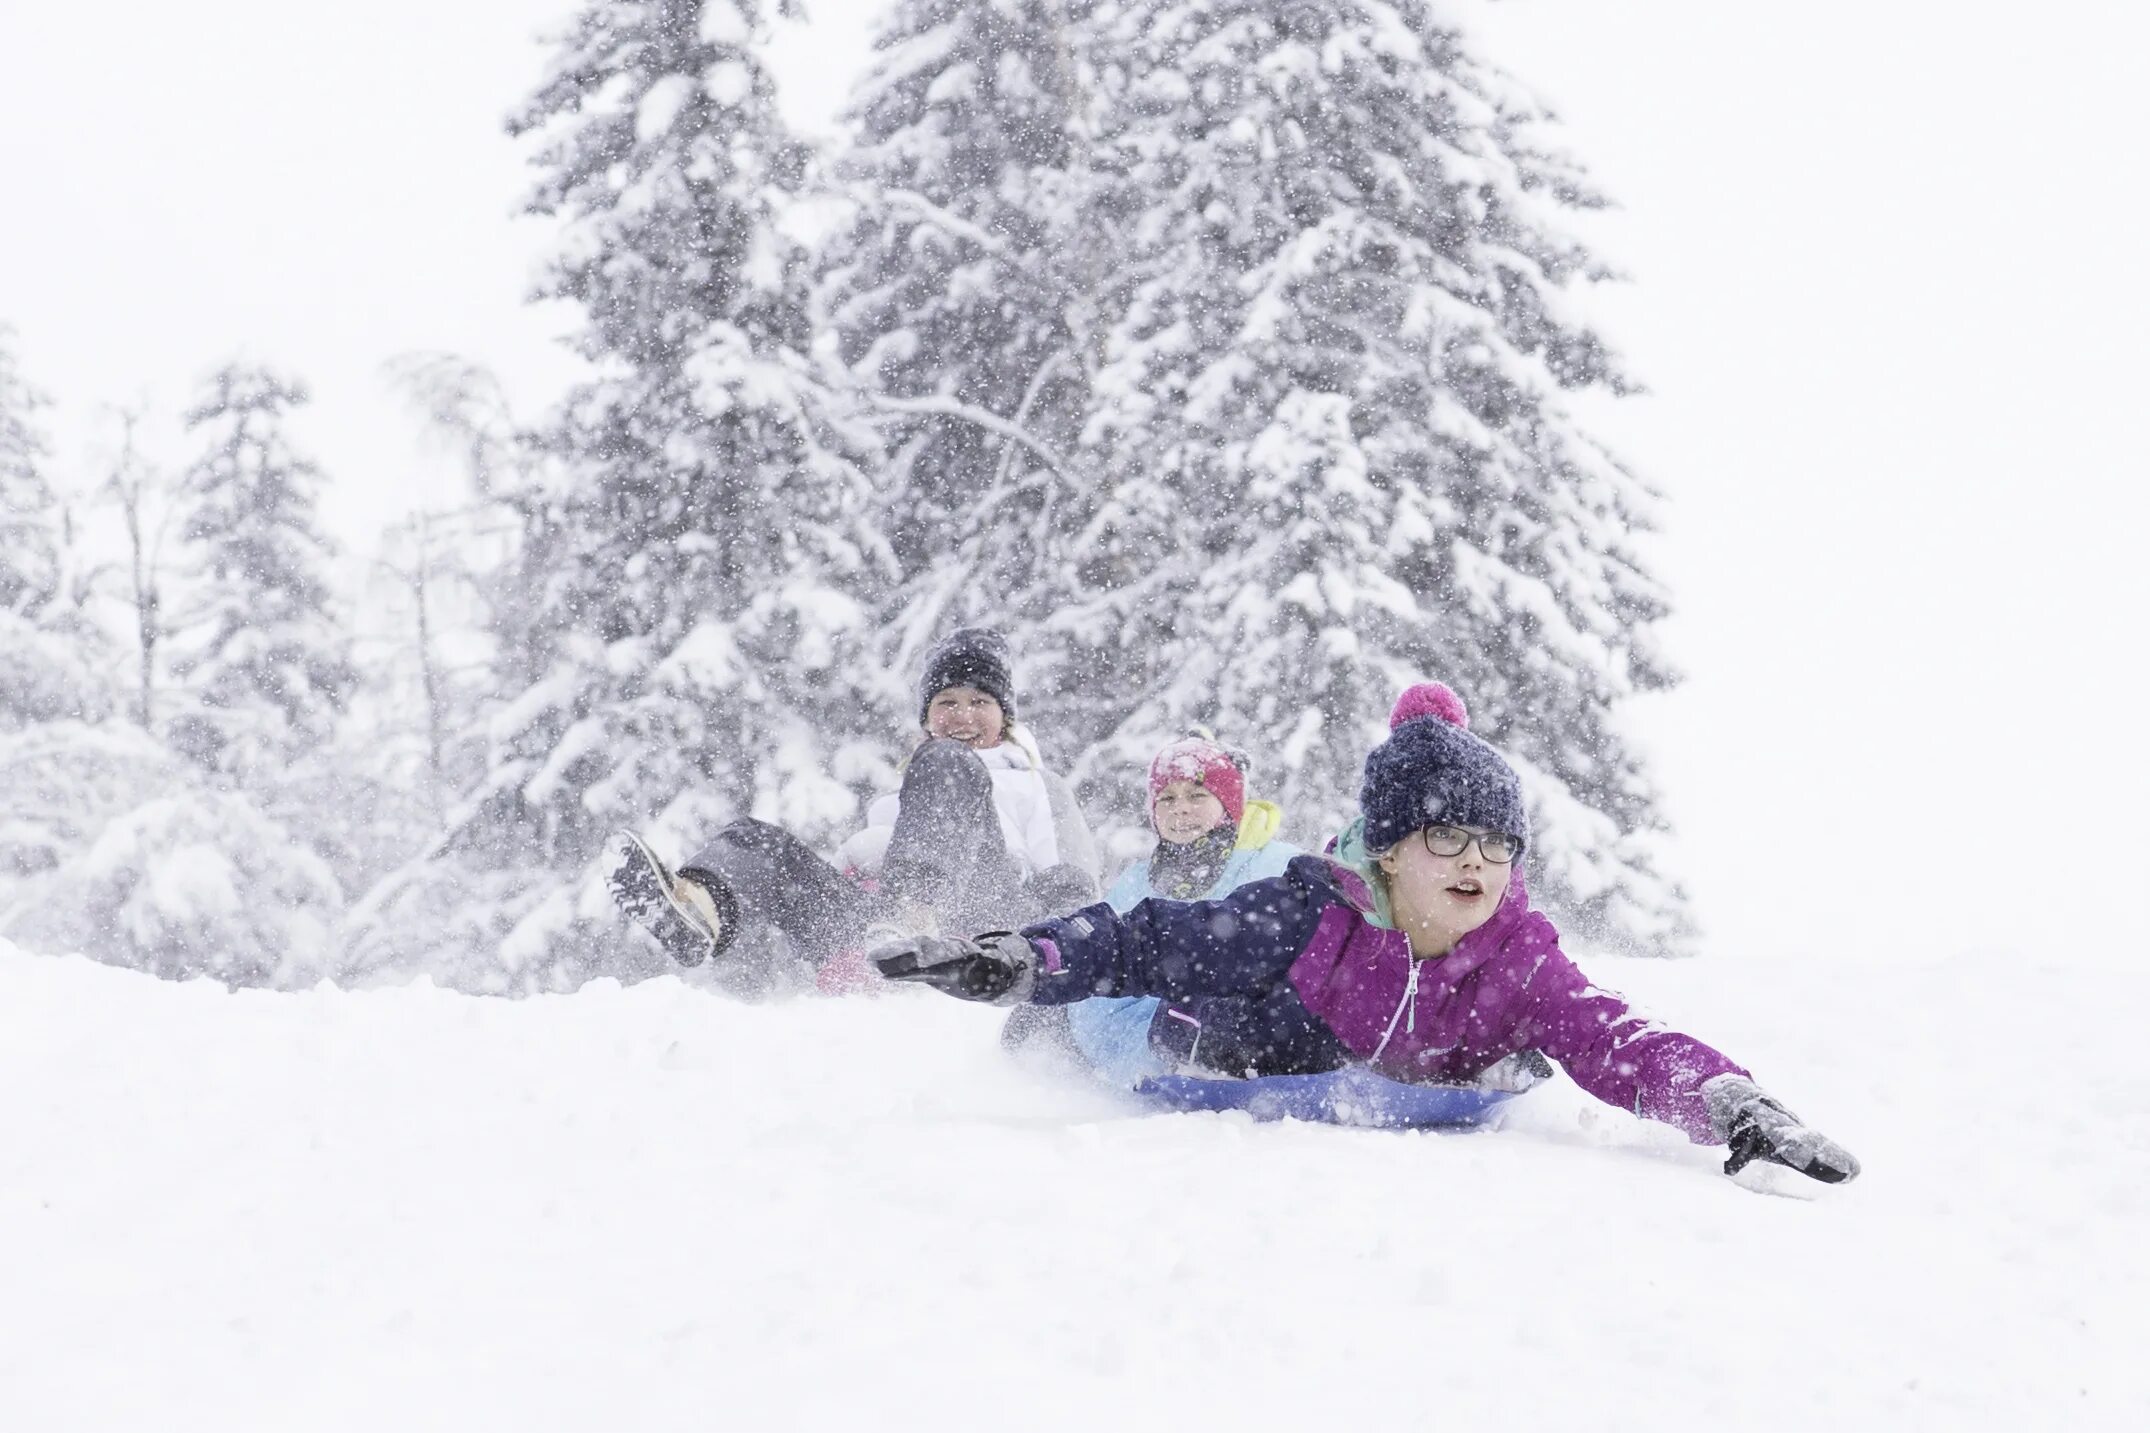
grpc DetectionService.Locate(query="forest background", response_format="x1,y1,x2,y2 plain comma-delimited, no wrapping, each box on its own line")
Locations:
1,0,2141,990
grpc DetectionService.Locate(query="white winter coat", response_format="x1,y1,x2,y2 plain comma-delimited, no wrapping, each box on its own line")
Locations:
836,728,1097,885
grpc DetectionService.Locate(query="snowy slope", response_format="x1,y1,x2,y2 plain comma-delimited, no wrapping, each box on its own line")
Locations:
2,938,2139,1432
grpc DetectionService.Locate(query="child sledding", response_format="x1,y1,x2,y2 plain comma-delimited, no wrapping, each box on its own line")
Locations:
606,627,1098,983
870,681,1860,1186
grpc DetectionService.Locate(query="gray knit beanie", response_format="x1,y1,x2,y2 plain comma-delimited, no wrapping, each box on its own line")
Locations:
917,627,1018,725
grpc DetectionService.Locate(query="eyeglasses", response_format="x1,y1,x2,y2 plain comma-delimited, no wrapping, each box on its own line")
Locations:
1420,824,1520,865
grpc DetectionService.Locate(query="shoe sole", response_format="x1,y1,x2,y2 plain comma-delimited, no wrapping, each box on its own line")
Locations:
674,862,743,962
604,831,719,968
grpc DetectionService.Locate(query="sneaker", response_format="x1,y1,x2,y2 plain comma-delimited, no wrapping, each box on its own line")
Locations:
603,831,734,968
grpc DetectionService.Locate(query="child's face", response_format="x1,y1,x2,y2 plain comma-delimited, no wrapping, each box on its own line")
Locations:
1376,823,1514,956
924,686,1005,748
1153,779,1229,845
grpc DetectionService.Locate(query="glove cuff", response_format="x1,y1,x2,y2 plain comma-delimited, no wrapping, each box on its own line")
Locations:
975,931,1039,1005
1700,1073,1792,1141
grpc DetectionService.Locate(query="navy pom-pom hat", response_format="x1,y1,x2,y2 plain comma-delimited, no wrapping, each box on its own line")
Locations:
1359,682,1530,855
917,627,1018,725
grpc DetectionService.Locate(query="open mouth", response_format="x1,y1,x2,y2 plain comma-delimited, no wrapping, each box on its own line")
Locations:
1445,878,1484,900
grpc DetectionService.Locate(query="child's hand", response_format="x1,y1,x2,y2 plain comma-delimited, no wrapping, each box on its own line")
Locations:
871,931,1037,1005
1703,1075,1861,1184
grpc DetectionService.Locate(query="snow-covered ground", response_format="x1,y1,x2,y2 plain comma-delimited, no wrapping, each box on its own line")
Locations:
4,937,2138,1431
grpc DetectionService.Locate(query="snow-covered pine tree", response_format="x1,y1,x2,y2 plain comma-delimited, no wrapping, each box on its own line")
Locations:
0,338,140,895
348,0,892,992
0,324,62,622
162,363,357,777
0,326,112,729
821,0,1182,799
1071,0,1687,951
0,350,334,985
822,0,1094,594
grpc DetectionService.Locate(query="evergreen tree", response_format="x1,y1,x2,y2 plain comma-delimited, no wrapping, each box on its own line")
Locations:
812,0,1688,947
822,0,1095,582
0,353,330,981
0,324,61,620
354,1,893,990
164,363,357,775
0,326,113,729
1069,0,1686,949
821,0,1171,803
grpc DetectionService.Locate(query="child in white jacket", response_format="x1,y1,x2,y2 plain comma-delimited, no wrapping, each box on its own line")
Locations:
606,629,1098,976
837,724,1067,882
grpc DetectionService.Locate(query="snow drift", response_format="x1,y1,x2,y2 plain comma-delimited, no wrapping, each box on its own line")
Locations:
2,935,2139,1430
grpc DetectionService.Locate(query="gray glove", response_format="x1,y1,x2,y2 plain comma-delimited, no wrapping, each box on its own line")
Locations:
871,931,1038,1005
1703,1074,1861,1185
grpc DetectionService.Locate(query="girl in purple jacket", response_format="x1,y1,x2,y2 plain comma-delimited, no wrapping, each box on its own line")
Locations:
875,682,1860,1185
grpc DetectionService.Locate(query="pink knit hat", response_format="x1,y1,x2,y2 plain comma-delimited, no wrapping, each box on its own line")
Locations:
1147,734,1248,829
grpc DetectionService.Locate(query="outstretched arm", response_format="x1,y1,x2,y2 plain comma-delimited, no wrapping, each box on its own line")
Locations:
878,856,1348,1006
1516,950,1747,1142
1517,951,1859,1183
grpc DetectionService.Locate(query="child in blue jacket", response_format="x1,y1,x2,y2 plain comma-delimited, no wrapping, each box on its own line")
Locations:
1064,734,1304,1086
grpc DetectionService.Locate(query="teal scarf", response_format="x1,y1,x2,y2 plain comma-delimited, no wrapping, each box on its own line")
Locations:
1329,815,1399,931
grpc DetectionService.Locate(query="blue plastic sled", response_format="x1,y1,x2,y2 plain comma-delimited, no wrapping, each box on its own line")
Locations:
1131,1066,1517,1130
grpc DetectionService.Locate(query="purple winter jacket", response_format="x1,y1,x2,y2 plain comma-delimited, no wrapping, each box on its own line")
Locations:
1023,855,1748,1143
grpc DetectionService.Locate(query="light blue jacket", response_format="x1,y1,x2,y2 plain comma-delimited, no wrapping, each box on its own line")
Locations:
1065,803,1305,1088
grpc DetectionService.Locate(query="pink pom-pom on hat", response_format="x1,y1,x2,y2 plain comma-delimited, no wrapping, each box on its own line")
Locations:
1389,681,1470,731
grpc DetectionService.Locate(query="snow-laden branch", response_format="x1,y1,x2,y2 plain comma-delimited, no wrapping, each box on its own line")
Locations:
992,350,1072,493
861,392,1086,489
855,183,1019,262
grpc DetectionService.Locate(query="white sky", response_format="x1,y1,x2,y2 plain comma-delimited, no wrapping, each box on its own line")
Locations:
3,0,2144,967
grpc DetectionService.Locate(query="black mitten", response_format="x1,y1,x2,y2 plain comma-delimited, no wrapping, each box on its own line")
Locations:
871,931,1037,1005
1703,1074,1861,1185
